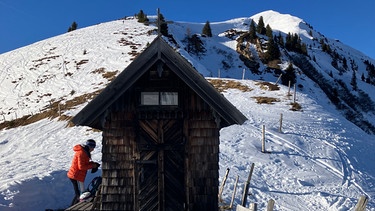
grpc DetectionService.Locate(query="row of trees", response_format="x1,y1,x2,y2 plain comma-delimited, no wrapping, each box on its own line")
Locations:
364,60,375,84
136,10,212,38
67,21,77,32
136,11,366,91
136,10,168,38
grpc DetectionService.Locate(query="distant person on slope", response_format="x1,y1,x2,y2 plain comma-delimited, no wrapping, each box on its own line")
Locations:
67,139,100,206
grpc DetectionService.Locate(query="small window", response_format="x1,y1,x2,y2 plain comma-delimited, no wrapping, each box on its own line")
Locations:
141,92,159,105
141,92,178,105
160,92,178,105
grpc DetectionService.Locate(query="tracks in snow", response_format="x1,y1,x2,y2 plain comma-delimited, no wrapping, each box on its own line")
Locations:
264,128,366,196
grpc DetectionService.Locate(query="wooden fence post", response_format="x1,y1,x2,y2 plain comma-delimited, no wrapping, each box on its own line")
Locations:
241,163,255,207
218,168,230,202
293,84,296,103
261,125,265,153
267,199,275,211
229,175,239,209
275,74,282,85
355,195,368,211
279,113,283,133
249,203,257,211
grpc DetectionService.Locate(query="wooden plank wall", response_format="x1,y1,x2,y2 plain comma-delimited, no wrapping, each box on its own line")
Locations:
97,83,221,210
185,90,220,211
99,104,138,210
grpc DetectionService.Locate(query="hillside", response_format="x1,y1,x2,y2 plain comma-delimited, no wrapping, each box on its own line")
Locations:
0,10,374,210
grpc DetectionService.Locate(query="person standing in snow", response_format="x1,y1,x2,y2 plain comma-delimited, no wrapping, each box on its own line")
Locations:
67,139,100,206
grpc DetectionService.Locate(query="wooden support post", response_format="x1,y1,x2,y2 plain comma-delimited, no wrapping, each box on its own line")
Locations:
91,184,102,209
275,74,282,85
293,84,296,103
229,175,239,209
355,195,368,211
287,81,291,96
158,150,165,209
261,125,265,153
241,163,255,207
279,113,283,133
218,168,230,202
249,203,257,211
236,205,250,211
267,199,275,211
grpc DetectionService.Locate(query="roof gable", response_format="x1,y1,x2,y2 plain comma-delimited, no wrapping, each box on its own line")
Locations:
72,36,247,129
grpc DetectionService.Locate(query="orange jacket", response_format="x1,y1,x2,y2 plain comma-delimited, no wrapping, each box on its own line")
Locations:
67,145,95,182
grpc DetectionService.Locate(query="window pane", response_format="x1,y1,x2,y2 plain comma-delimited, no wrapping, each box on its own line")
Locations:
160,92,178,105
141,92,159,105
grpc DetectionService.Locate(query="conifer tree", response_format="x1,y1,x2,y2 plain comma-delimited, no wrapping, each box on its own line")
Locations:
183,31,205,57
343,57,348,70
277,32,284,47
266,24,273,38
158,13,168,36
281,63,297,86
309,30,313,37
257,16,266,35
249,20,257,41
351,70,357,90
301,43,308,55
264,37,280,62
202,21,212,37
137,10,149,23
67,21,78,32
285,33,307,55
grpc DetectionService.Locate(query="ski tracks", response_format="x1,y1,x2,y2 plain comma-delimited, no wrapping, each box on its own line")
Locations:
264,127,370,206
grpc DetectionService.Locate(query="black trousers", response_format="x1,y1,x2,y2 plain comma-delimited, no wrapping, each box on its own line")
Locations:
70,179,81,206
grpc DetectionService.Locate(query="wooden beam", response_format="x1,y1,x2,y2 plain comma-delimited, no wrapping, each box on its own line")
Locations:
241,163,255,206
218,168,230,202
355,195,368,211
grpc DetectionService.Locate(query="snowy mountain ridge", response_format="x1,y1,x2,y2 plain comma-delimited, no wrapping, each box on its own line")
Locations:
0,10,374,210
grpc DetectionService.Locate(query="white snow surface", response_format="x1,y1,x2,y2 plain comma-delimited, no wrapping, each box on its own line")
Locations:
0,11,374,210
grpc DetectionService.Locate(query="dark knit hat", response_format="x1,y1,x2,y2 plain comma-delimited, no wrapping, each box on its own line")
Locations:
85,139,96,148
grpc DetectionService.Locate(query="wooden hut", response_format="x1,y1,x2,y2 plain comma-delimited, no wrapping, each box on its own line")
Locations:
72,36,247,211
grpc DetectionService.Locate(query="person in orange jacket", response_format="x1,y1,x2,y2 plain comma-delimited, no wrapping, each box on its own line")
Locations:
67,139,100,206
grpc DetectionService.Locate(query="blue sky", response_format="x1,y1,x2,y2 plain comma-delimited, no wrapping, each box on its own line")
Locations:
1,0,374,59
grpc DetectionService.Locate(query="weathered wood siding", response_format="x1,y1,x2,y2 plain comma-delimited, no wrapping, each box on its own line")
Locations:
184,88,220,211
95,68,220,211
96,89,138,210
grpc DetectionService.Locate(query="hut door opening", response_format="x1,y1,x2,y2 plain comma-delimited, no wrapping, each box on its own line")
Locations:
136,118,185,211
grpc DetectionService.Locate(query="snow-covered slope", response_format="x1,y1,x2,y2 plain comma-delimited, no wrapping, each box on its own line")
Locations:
0,11,374,210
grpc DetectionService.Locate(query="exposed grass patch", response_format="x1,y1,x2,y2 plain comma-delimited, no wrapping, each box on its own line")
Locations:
255,81,280,91
92,68,118,81
102,70,118,81
0,66,121,130
208,79,252,92
290,102,302,111
91,67,106,74
267,59,281,69
0,90,102,130
252,96,280,104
